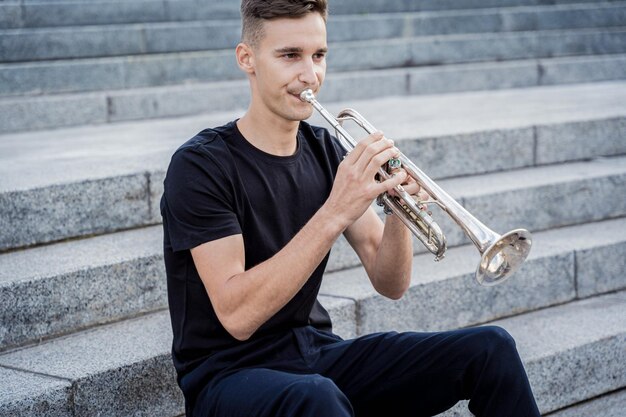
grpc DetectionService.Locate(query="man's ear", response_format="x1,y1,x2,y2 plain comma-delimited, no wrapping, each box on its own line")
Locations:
236,43,255,74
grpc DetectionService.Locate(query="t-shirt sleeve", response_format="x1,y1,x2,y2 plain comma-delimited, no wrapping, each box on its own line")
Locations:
162,145,242,252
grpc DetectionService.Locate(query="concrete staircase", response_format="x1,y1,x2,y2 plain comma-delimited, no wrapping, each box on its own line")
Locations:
0,1,625,416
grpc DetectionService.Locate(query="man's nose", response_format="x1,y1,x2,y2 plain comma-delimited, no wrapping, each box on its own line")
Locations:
298,58,318,85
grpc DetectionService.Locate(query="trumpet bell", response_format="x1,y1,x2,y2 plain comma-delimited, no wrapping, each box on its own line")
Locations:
477,229,532,286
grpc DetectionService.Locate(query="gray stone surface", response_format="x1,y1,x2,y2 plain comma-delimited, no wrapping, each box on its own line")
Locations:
0,59,126,97
0,311,184,417
539,218,626,298
0,4,20,29
536,117,626,164
540,53,626,85
546,389,626,417
409,59,539,94
4,80,624,191
1,82,625,249
0,226,166,350
319,295,357,340
0,367,72,417
122,49,241,89
501,292,626,414
445,156,626,233
321,234,578,334
0,26,145,62
400,27,626,70
0,173,152,251
9,3,625,60
20,1,167,28
0,93,107,133
107,80,250,122
437,292,626,416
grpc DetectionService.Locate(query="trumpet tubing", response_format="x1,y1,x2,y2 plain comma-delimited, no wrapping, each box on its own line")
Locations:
300,89,532,285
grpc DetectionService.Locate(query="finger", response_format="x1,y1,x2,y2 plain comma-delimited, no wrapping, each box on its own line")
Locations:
374,170,407,195
349,131,388,167
363,146,400,179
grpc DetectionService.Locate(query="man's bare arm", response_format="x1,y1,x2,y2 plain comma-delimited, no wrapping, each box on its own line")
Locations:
192,133,405,341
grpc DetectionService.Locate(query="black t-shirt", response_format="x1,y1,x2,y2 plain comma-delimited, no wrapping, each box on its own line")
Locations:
161,120,346,401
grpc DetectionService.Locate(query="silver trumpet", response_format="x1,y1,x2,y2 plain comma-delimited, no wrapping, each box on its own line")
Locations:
300,89,532,286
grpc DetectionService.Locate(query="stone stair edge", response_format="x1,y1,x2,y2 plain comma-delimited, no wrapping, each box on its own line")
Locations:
3,24,625,67
1,53,625,133
4,0,619,31
7,0,626,30
544,388,626,417
321,215,626,333
2,95,624,192
0,290,623,417
1,123,624,252
0,187,623,351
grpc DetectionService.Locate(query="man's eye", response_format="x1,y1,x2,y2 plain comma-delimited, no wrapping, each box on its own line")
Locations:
283,53,297,59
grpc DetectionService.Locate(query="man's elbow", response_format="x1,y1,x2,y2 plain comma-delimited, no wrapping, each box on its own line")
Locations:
380,286,408,300
219,311,256,342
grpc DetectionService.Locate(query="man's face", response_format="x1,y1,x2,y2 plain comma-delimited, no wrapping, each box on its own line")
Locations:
249,13,327,122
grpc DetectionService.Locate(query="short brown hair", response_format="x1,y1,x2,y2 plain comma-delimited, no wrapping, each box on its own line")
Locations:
240,0,328,47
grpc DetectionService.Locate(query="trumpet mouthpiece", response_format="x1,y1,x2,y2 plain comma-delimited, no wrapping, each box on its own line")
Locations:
300,89,315,103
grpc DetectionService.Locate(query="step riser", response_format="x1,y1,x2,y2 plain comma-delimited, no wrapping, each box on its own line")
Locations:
0,312,185,417
4,6,626,62
73,354,183,417
2,28,624,98
0,173,152,251
2,217,624,352
1,0,611,29
2,55,625,134
0,367,72,417
2,292,624,417
437,335,626,416
0,254,166,351
323,217,626,335
545,389,626,417
2,122,624,252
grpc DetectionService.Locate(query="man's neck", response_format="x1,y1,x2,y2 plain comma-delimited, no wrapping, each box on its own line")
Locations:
237,110,300,157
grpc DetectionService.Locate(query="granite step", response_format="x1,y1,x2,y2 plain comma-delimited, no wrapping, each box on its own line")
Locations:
2,210,624,353
1,0,613,29
2,26,625,100
435,293,626,416
4,2,626,62
1,81,624,251
0,289,623,417
545,389,626,417
1,53,624,133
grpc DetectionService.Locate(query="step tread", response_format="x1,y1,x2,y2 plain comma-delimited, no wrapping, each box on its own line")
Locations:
2,25,624,68
321,217,626,305
6,1,625,32
0,291,623,416
1,81,624,192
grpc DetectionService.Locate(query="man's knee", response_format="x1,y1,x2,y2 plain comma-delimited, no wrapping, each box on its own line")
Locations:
479,326,517,352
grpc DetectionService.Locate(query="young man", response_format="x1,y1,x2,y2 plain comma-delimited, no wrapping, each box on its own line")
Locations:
161,1,541,416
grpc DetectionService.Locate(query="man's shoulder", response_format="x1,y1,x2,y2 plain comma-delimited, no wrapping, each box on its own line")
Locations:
175,122,236,158
166,121,239,181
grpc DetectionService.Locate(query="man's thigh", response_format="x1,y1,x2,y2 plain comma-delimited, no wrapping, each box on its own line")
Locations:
193,367,353,417
305,327,511,417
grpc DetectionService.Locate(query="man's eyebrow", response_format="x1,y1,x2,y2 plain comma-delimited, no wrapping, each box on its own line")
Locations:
274,47,328,54
275,47,303,54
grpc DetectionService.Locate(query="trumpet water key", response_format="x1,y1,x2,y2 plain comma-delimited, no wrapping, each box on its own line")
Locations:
300,89,532,286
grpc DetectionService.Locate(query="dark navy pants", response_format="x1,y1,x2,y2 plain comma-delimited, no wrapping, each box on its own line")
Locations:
192,326,540,417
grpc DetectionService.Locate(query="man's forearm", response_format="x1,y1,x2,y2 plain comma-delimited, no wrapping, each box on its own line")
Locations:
217,204,347,341
371,214,413,299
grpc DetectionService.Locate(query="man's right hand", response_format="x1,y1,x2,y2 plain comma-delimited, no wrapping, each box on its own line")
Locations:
324,131,408,229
